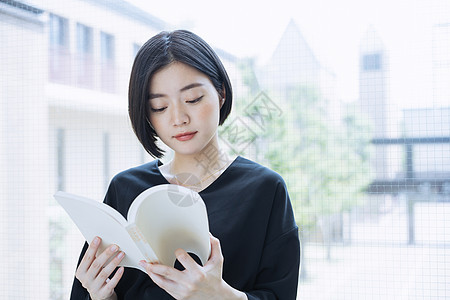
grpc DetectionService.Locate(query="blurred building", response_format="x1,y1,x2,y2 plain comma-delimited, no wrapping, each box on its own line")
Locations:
402,108,450,186
432,23,450,105
398,24,450,193
257,19,339,123
0,0,242,299
363,26,450,196
359,26,390,180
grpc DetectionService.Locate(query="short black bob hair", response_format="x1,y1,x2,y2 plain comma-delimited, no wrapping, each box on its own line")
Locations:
128,30,233,158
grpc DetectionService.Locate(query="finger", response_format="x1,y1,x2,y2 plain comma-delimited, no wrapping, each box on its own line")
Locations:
139,260,182,293
175,248,201,271
207,235,224,266
94,251,125,286
87,244,120,279
103,266,124,291
147,269,179,292
78,236,101,274
140,261,183,282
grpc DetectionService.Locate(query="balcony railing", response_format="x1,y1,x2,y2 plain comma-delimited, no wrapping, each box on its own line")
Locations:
48,47,117,93
75,53,94,89
100,61,117,94
49,46,72,85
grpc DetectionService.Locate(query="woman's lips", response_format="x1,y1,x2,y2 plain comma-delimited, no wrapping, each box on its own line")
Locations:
174,131,197,141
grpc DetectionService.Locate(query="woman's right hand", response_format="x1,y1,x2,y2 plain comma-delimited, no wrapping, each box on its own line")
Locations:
75,236,125,300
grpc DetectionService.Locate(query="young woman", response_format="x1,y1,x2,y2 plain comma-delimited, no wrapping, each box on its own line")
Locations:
71,30,300,300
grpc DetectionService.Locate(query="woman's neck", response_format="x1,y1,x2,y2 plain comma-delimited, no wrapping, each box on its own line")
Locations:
172,142,227,177
161,138,234,191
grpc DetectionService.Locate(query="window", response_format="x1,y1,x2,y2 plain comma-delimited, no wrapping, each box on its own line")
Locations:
76,23,93,88
100,32,116,92
362,53,382,71
48,14,70,83
49,14,68,47
76,23,92,54
101,32,114,62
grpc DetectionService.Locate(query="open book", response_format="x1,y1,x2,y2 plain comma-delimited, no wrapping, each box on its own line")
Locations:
55,184,211,273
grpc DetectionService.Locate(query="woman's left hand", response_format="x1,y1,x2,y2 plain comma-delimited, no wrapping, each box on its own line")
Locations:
139,234,246,300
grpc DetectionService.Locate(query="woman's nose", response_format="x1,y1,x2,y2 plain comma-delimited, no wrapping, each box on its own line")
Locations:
171,104,189,126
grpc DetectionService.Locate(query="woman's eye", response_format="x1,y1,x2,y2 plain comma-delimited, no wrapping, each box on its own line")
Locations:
150,107,166,113
187,96,203,104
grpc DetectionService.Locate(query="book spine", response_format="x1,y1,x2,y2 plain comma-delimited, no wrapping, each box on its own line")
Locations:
125,224,159,263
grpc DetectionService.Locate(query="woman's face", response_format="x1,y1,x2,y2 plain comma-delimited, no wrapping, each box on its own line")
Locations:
148,62,224,156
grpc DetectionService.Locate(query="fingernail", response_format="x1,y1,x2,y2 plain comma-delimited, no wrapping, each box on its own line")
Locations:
93,237,100,245
139,261,147,268
117,251,124,259
110,245,118,252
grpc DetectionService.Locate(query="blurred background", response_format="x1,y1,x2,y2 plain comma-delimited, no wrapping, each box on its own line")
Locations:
1,0,449,299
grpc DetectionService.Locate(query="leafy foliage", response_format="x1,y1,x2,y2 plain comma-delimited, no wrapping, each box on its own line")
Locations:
228,60,372,235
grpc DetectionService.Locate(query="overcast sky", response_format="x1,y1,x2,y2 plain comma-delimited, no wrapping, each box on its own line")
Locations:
130,0,450,109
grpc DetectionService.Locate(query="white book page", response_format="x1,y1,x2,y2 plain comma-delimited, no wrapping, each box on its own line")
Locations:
54,191,148,272
127,184,211,267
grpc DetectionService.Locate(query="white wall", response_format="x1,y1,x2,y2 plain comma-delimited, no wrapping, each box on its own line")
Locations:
0,8,49,300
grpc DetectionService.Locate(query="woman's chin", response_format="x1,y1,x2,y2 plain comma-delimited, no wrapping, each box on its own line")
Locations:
171,145,204,157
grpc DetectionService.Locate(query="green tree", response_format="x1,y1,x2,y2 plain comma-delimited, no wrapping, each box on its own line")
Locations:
224,60,372,263
277,86,372,240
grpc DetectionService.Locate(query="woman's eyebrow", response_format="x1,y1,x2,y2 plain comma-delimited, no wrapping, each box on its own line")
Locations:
148,93,165,100
180,82,204,92
149,83,204,100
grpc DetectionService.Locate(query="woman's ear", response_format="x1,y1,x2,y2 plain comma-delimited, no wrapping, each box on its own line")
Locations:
219,84,226,108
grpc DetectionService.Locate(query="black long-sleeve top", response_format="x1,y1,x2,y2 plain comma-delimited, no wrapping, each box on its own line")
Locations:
70,156,300,299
